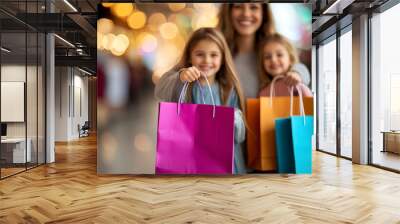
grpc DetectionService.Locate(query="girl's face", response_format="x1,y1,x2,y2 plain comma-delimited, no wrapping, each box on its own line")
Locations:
262,42,291,77
231,3,263,37
190,39,222,79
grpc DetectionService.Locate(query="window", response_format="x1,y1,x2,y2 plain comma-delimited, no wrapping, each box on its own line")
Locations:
371,3,400,171
339,29,352,158
317,37,337,154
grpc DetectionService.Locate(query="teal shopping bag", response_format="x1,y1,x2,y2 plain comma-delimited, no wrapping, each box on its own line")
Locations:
275,116,314,174
273,84,314,174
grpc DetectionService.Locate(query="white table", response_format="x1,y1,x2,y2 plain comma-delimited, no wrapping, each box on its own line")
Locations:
1,138,31,163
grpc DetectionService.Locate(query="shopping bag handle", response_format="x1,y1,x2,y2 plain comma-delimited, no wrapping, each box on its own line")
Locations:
177,73,216,118
289,85,305,117
268,75,286,99
289,85,306,125
268,75,287,108
268,75,307,124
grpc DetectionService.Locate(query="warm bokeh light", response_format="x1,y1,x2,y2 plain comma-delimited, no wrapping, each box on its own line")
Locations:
111,48,125,57
134,32,148,50
102,33,116,50
127,11,147,29
160,22,178,39
192,15,219,30
111,3,135,18
140,34,158,53
168,3,186,12
193,3,214,11
118,34,130,47
111,34,130,56
148,13,167,32
191,4,219,30
101,3,114,8
97,18,114,34
97,32,104,50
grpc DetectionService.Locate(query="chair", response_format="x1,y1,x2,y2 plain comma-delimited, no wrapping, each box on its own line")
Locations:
79,121,90,138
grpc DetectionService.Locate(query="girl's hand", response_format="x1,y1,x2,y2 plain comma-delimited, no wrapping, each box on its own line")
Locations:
283,71,302,87
179,66,201,82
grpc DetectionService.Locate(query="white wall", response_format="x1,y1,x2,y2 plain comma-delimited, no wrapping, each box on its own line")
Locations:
55,67,89,141
55,67,69,141
1,65,34,138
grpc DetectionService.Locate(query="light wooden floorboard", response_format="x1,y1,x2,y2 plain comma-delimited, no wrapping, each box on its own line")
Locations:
0,135,400,223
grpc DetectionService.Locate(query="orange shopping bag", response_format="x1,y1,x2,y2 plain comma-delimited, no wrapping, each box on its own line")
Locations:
259,96,313,171
246,99,261,170
246,76,313,171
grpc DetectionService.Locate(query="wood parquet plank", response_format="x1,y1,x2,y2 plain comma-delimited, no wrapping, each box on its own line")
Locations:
0,135,400,223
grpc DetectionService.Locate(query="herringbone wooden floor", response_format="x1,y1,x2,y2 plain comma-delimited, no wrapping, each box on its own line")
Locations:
1,135,400,224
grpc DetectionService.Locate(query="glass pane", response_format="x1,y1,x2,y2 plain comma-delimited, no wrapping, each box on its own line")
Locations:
340,30,352,158
27,31,38,169
38,32,45,165
1,30,27,177
317,38,337,154
371,3,400,171
0,1,46,178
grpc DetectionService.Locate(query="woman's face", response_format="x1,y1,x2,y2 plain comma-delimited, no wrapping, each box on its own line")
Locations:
231,3,263,37
262,42,291,77
190,39,222,78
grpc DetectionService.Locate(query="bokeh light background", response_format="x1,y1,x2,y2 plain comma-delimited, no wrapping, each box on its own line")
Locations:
97,3,311,174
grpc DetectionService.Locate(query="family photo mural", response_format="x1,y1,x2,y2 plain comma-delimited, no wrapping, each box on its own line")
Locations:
97,3,313,174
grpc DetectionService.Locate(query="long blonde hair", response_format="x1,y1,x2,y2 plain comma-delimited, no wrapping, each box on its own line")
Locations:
258,33,299,89
218,3,276,55
174,27,245,112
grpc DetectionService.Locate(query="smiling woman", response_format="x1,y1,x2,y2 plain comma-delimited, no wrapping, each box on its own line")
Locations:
231,3,263,37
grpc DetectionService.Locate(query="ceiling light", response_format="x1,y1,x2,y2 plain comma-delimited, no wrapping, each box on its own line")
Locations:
323,0,341,14
78,67,93,76
63,0,78,12
54,34,75,48
1,47,11,53
322,0,355,15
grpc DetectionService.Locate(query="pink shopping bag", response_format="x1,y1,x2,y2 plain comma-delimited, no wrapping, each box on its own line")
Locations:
156,81,234,174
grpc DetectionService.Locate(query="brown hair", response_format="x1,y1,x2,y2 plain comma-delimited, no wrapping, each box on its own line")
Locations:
174,27,245,112
258,33,299,89
218,3,276,55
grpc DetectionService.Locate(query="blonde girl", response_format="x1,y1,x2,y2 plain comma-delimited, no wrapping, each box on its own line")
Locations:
258,33,312,97
171,27,247,174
